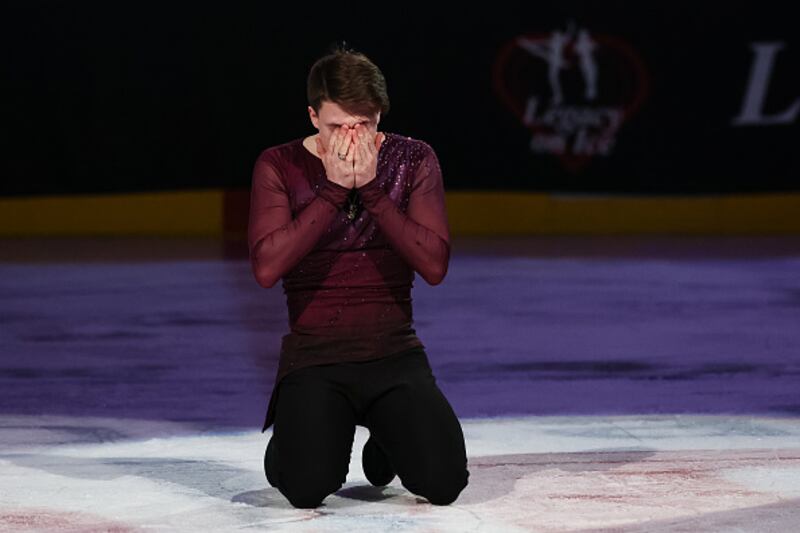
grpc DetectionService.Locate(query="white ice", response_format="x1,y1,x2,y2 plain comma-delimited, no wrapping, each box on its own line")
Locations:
2,414,799,532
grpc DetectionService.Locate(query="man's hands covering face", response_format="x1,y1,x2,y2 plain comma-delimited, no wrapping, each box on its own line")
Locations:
316,126,356,189
352,123,386,188
316,125,386,189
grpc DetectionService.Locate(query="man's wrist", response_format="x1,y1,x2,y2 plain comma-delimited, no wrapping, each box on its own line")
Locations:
317,179,352,207
357,177,389,210
357,177,381,193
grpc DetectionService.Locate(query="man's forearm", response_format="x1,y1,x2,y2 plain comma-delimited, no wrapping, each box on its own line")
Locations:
250,181,351,287
358,183,449,285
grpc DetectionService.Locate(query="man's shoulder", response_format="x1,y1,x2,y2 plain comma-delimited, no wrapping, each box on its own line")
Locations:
255,137,302,164
385,132,436,159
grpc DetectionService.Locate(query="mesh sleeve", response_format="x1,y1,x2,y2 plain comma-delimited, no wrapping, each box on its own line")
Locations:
357,146,451,285
247,151,351,288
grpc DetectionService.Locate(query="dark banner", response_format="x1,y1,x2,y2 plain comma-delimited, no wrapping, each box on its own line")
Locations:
2,2,797,196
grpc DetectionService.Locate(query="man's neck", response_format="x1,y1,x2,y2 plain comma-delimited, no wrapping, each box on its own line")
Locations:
303,134,321,159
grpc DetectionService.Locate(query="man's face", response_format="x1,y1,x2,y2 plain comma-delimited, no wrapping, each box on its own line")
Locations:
308,100,381,150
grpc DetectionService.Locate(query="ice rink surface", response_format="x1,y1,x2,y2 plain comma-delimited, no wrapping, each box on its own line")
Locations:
2,414,800,532
2,235,799,531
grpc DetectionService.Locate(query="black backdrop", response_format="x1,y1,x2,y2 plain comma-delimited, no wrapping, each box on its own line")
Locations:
2,2,797,196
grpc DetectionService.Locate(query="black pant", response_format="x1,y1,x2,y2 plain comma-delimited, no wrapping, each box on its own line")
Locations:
264,347,470,508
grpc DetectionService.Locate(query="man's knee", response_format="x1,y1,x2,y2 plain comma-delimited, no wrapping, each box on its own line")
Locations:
278,472,346,509
264,438,279,488
403,465,470,506
281,485,329,509
427,468,470,505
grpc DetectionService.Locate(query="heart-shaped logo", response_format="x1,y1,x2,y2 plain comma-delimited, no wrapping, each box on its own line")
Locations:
492,25,649,173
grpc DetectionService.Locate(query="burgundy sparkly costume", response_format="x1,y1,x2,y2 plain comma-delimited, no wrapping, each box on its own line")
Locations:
248,132,451,431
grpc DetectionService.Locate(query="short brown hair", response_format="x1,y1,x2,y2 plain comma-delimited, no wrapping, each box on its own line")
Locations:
307,41,390,119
